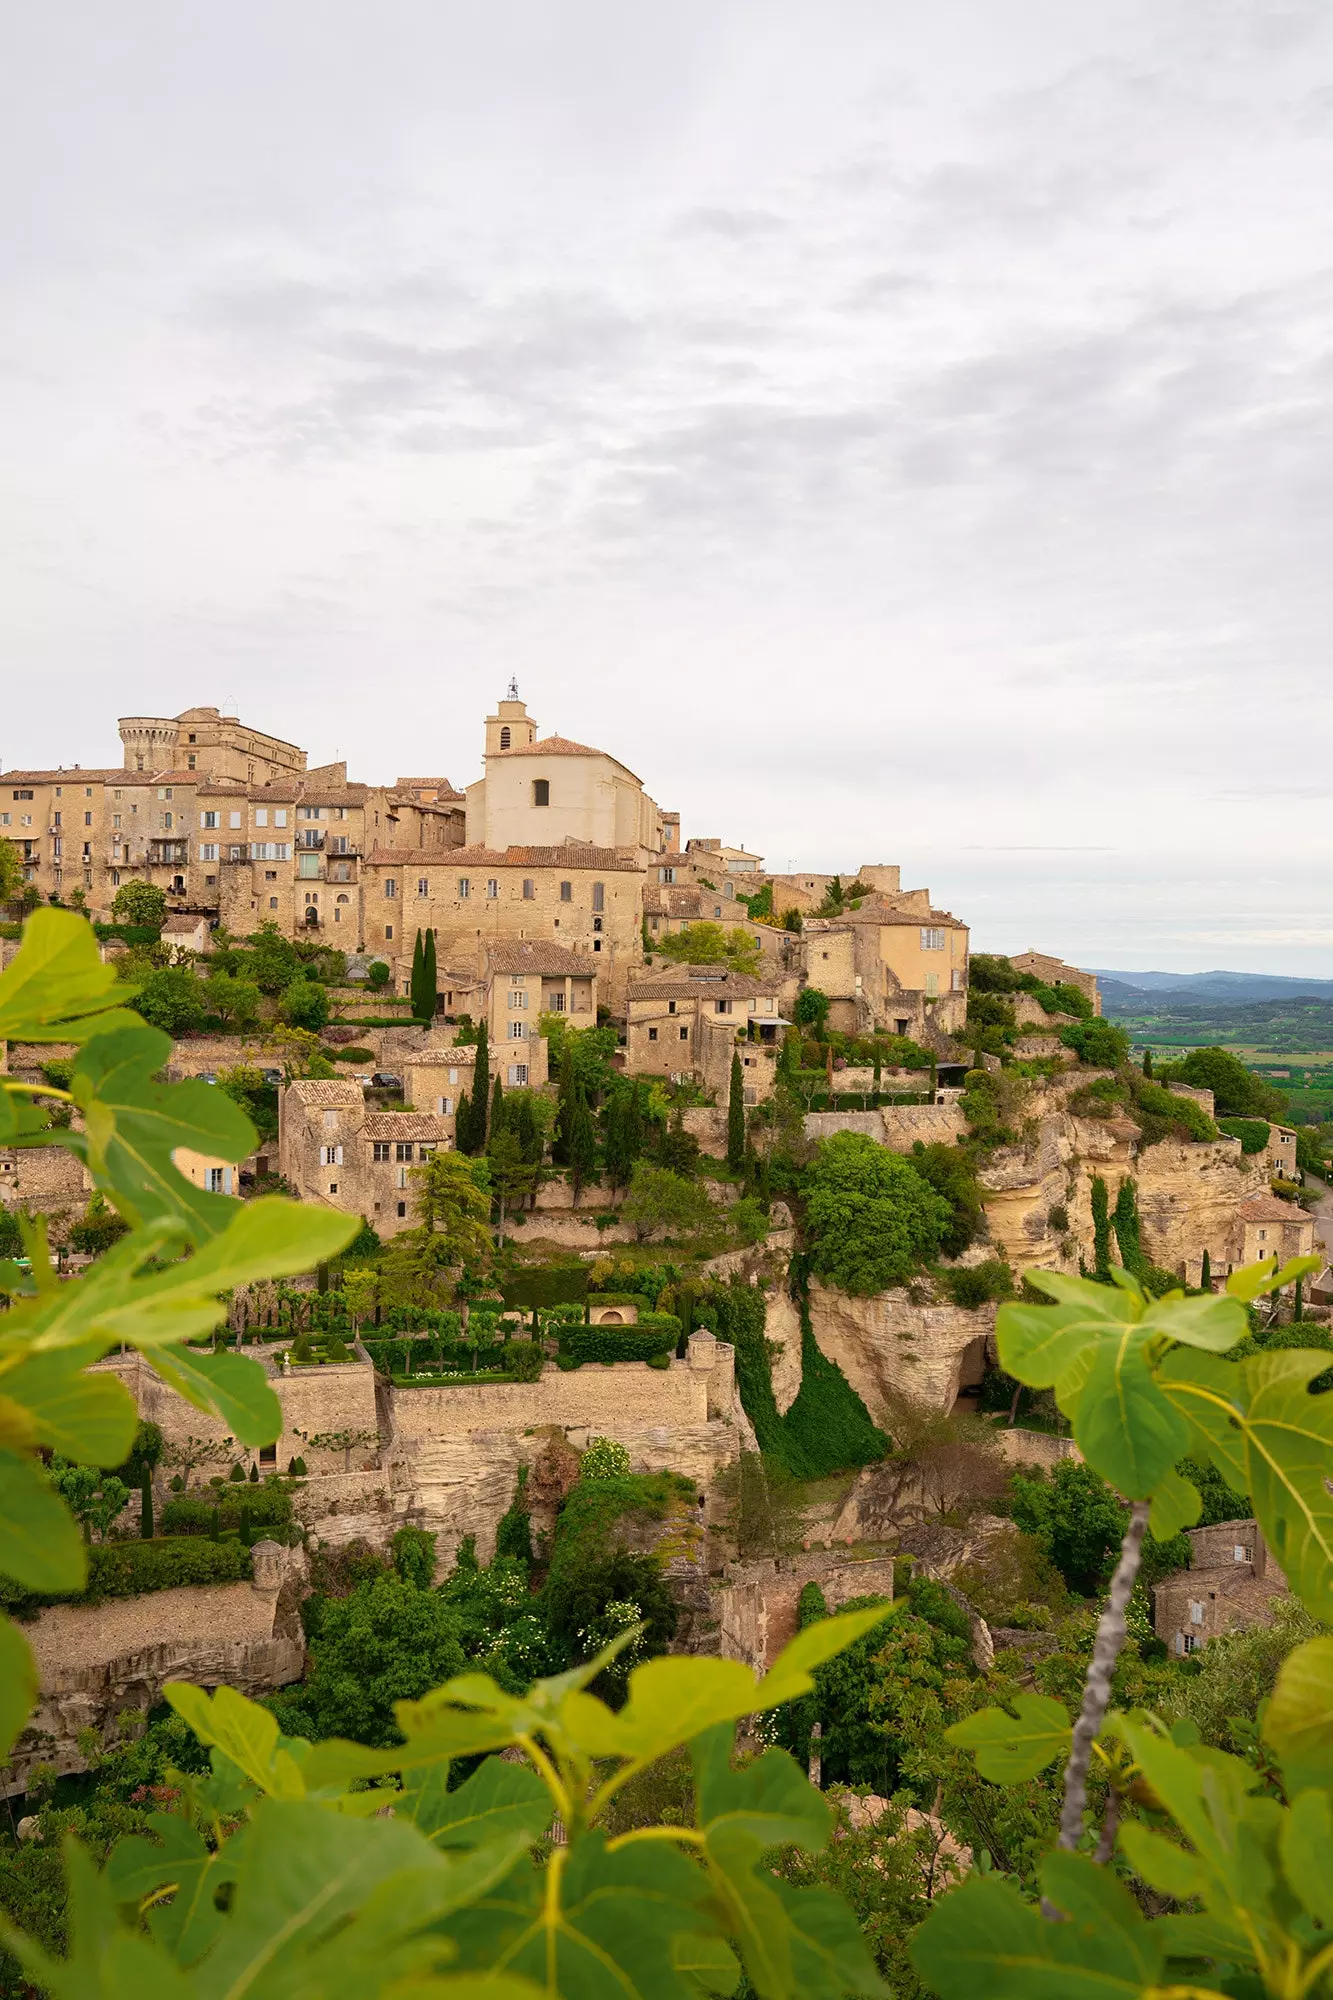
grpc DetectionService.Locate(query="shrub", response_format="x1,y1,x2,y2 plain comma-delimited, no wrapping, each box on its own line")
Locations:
366,960,392,989
1,1537,252,1615
1219,1116,1271,1155
392,1525,437,1589
802,1134,952,1294
557,1327,678,1367
1059,1019,1130,1067
281,977,331,1032
159,1488,293,1537
581,1437,632,1480
1133,1079,1218,1144
909,1141,986,1257
332,1045,376,1064
506,1340,545,1382
943,1258,1015,1309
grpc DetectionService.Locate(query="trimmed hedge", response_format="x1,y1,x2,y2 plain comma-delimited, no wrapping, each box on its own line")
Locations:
557,1327,678,1367
0,1536,252,1616
502,1267,589,1310
1219,1116,1271,1155
160,1489,293,1537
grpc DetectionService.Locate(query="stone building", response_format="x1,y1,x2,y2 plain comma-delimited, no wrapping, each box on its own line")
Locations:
625,964,786,1101
1233,1193,1316,1268
803,893,970,1041
118,706,306,785
1262,1124,1300,1183
1008,951,1102,1016
1153,1519,1288,1654
277,1078,449,1234
463,694,675,861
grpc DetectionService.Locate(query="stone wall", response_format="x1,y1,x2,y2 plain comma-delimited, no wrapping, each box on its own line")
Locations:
2,1540,306,1797
97,1353,381,1477
991,1427,1082,1470
802,1103,969,1151
715,1551,897,1672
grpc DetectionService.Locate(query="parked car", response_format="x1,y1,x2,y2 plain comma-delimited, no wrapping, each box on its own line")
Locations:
259,1068,282,1086
370,1072,402,1090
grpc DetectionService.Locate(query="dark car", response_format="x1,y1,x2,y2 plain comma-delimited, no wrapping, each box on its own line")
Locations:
370,1072,402,1090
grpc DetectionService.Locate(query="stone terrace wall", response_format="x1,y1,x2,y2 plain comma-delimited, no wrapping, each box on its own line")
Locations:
715,1552,897,1672
98,1353,381,1476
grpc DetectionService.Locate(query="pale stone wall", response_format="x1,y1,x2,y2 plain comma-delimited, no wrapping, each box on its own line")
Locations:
803,1103,969,1150
389,1359,709,1439
765,1287,804,1415
991,1427,1082,1470
99,1353,380,1477
715,1552,896,1672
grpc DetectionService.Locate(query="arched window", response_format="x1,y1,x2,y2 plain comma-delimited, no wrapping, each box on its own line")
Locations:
533,779,549,807
500,725,511,749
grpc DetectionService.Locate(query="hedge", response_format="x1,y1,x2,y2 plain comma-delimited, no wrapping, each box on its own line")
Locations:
160,1489,293,1537
0,1536,252,1616
557,1327,678,1367
1219,1117,1271,1155
502,1268,589,1310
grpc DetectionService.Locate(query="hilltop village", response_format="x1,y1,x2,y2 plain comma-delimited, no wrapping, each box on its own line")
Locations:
0,694,1323,1883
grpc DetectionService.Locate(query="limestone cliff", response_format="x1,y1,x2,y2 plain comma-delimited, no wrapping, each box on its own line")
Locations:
806,1278,993,1416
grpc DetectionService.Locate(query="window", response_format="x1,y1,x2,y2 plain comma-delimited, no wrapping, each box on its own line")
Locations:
952,968,964,990
162,812,173,830
206,1167,227,1193
510,1020,526,1039
522,878,535,900
507,1064,528,1086
509,989,527,1008
270,896,279,909
0,813,8,824
458,878,470,899
487,878,498,898
255,807,268,826
397,1201,407,1218
921,928,946,950
84,786,92,798
551,991,566,1012
417,878,429,897
319,1145,343,1166
533,779,549,807
679,1025,689,1040
648,1026,658,1042
395,1142,414,1161
259,1443,277,1466
373,1142,391,1161
298,854,320,878
385,924,393,939
500,725,511,748
925,972,939,996
84,811,92,826
199,843,218,862
273,809,287,827
560,881,572,902
12,789,32,800
592,881,604,912
187,732,196,744
1189,1601,1205,1624
187,753,196,769
229,810,242,828
716,998,733,1015
384,878,397,898
659,865,675,883
1234,1545,1252,1563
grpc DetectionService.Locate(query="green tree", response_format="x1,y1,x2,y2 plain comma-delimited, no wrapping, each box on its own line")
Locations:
727,1051,745,1171
1090,1173,1112,1278
908,1141,985,1257
215,1063,279,1143
203,971,261,1030
622,1161,715,1243
110,879,166,928
245,919,303,995
1059,1018,1130,1066
802,1132,952,1294
1010,1459,1147,1597
366,958,391,989
133,964,207,1035
276,1571,466,1746
46,1458,131,1542
566,1082,598,1201
280,976,330,1032
0,836,23,913
1167,1043,1288,1118
406,1149,493,1264
1111,1175,1142,1271
409,928,437,1022
487,1122,536,1246
457,1016,489,1153
651,922,761,975
794,986,831,1034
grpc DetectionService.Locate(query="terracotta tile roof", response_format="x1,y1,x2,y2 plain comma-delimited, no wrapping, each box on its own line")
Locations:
809,897,965,929
489,734,638,780
643,884,704,916
285,1080,364,1108
161,914,208,934
363,843,641,871
2,768,127,784
1239,1194,1310,1223
362,1113,448,1140
410,1046,478,1066
486,940,596,976
629,965,780,1002
394,777,464,797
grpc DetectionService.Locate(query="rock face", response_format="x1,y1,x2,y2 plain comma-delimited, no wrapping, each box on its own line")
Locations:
3,1540,307,1798
807,1279,993,1415
764,1288,804,1415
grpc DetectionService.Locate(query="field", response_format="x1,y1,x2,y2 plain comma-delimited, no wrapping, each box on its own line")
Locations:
1099,995,1333,1126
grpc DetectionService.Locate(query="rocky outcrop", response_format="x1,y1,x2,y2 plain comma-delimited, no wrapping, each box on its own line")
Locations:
2,1539,308,1798
807,1279,993,1415
765,1288,804,1415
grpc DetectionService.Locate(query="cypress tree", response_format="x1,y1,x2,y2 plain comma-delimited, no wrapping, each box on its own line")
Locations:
1200,1246,1212,1291
470,1018,490,1151
1112,1176,1141,1272
727,1051,746,1171
140,1469,153,1539
1091,1175,1112,1278
489,1072,505,1144
455,1089,472,1154
410,930,427,1020
1142,1047,1154,1079
552,1043,575,1166
423,926,437,1017
567,1083,598,1202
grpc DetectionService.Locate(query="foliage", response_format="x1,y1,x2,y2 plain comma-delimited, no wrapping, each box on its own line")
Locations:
942,1257,1015,1309
1159,1043,1289,1118
1219,1114,1273,1154
794,985,831,1033
109,878,166,928
1058,1017,1130,1067
46,1457,130,1541
727,1050,746,1171
909,1140,986,1256
652,921,762,974
622,1161,716,1243
133,963,208,1035
279,975,331,1032
1011,1460,1137,1596
66,1191,130,1258
276,1568,467,1746
409,926,437,1022
1,1536,252,1616
203,971,261,1029
802,1132,952,1293
581,1436,634,1480
558,1325,678,1366
960,1065,1028,1147
405,1149,493,1264
159,1485,293,1537
245,919,304,995
215,1062,279,1144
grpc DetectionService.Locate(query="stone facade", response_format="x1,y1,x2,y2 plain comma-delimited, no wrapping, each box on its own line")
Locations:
1153,1519,1288,1655
802,893,969,1042
278,1077,452,1236
625,965,785,1099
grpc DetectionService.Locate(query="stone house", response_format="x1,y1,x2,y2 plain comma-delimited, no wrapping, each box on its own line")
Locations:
1153,1520,1288,1654
1008,951,1102,1016
625,964,786,1102
1233,1193,1316,1268
362,843,642,1010
684,838,764,875
803,894,970,1042
277,1078,449,1235
1262,1124,1300,1183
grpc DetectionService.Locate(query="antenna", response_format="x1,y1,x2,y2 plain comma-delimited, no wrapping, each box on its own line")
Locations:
507,676,520,701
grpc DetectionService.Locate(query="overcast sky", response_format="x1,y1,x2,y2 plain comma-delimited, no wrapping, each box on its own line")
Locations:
4,1,1332,973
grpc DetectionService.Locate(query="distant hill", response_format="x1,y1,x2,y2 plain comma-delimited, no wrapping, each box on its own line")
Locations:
1091,969,1333,1003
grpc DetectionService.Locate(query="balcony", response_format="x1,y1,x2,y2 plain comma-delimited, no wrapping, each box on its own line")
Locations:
148,840,189,865
297,831,325,851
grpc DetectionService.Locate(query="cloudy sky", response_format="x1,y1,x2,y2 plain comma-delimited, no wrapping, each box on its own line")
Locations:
5,1,1332,972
